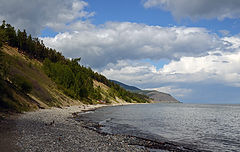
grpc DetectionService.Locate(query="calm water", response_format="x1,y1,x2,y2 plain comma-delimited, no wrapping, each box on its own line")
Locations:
79,104,240,151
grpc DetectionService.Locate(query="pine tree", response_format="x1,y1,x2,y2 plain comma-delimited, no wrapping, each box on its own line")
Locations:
5,24,17,46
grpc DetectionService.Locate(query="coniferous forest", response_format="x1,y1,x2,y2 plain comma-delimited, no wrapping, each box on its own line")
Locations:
0,20,149,105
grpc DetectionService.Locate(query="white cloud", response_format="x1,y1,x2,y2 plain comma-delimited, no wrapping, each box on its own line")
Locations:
161,51,240,86
42,22,223,68
100,36,240,98
143,0,240,20
222,36,240,49
0,0,94,35
101,60,157,87
42,21,240,100
1,0,239,102
219,30,230,36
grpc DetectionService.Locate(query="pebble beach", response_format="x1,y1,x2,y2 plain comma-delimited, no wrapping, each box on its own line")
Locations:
14,105,148,152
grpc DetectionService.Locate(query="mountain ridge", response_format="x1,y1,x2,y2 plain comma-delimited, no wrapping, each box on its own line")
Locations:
111,80,180,103
110,80,141,91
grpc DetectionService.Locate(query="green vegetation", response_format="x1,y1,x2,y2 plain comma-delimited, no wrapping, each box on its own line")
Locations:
12,75,32,93
43,57,149,103
0,79,35,112
0,49,48,112
0,20,149,110
43,58,96,100
0,49,9,80
91,72,149,103
0,51,36,112
0,20,65,63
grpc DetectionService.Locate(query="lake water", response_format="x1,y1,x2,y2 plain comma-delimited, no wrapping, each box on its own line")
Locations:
78,103,240,151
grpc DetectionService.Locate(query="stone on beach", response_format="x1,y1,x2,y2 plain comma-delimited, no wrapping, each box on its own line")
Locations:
15,105,147,152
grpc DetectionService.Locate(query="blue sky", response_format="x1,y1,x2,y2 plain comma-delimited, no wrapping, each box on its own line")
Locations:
1,0,240,103
85,0,240,35
40,0,240,37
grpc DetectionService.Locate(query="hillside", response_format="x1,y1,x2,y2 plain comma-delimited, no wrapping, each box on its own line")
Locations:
135,90,180,103
112,80,180,103
0,45,86,113
111,80,141,91
0,21,150,113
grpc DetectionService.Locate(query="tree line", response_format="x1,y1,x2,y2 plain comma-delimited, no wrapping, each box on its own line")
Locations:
0,20,65,62
0,20,149,103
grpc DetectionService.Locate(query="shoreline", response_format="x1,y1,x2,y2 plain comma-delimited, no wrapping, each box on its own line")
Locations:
75,104,203,152
1,103,200,152
2,103,149,152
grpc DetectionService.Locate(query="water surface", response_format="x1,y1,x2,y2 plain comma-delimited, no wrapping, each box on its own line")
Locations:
79,104,240,151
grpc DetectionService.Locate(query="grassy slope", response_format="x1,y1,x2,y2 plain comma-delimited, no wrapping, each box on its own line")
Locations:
0,45,133,113
0,78,38,112
0,45,84,113
93,80,131,104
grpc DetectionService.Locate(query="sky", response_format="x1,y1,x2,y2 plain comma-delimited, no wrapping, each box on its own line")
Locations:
1,0,240,104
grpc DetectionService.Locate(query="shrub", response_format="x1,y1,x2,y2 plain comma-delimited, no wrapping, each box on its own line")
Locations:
12,75,32,93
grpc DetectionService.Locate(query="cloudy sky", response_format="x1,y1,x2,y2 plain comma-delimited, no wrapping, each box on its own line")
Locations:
1,0,240,103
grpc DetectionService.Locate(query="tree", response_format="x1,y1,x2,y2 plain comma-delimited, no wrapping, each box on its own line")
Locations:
26,34,35,55
0,21,7,47
0,21,149,103
5,24,17,46
0,20,6,29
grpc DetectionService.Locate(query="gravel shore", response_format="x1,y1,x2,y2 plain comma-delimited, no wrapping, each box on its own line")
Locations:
15,105,149,152
1,104,201,152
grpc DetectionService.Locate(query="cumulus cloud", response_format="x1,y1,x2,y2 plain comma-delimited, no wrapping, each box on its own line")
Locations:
161,51,240,86
100,60,195,98
143,0,240,20
1,0,239,102
102,49,240,86
0,0,94,35
42,22,224,68
100,36,240,98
